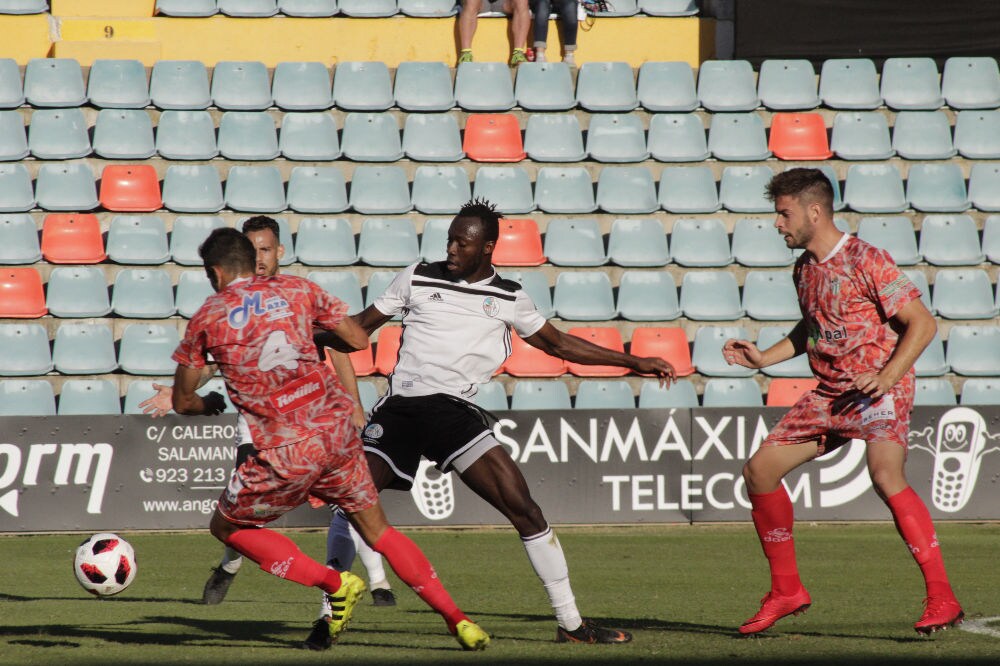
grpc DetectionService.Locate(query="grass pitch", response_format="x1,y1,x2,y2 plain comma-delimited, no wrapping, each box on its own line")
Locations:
1,523,998,665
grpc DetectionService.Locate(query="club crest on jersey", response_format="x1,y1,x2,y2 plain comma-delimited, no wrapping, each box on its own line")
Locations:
363,423,384,440
482,296,500,317
228,292,292,329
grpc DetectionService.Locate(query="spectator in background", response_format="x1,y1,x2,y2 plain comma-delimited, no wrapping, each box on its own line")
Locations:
458,0,532,67
530,0,578,66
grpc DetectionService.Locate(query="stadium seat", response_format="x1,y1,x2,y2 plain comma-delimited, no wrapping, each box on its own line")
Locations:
819,58,881,109
703,378,763,407
341,112,403,162
0,380,55,416
593,0,637,16
983,215,1000,263
919,214,984,265
155,110,218,161
903,268,933,314
932,269,997,320
766,378,818,407
93,109,155,160
959,379,1000,405
122,380,165,415
87,59,149,109
150,60,211,110
212,61,271,110
543,217,606,266
24,58,86,107
597,166,658,214
0,213,40,264
473,381,508,411
0,0,46,14
742,271,798,321
296,217,356,266
913,378,957,406
719,166,774,214
813,165,846,212
112,269,176,319
680,271,744,321
669,217,731,267
946,326,1000,376
58,379,122,416
491,217,544,266
40,214,105,264
692,325,755,377
697,59,758,112
511,380,572,410
880,57,943,110
0,163,33,212
364,271,399,311
45,265,110,317
575,380,635,409
118,324,181,376
758,59,820,110
355,380,379,411
638,379,698,408
339,0,397,16
28,108,90,159
637,61,698,112
629,327,693,376
503,331,566,377
646,113,708,162
586,114,648,163
411,165,470,215
953,110,1000,159
732,217,794,267
0,58,23,108
0,267,45,318
553,271,616,321
969,163,1000,211
454,62,515,111
577,62,638,111
307,270,364,314
708,112,771,161
639,0,697,15
333,61,393,111
347,345,375,377
224,165,285,213
658,166,720,213
844,164,907,213
472,166,533,215
566,327,629,377
170,215,226,265
403,113,464,161
856,216,921,266
523,113,585,162
0,323,52,377
156,0,218,16
358,217,420,266
53,323,117,375
99,165,162,212
394,61,454,111
499,269,553,317
768,112,832,160
373,325,402,375
608,217,669,267
219,0,278,17
0,110,27,161
906,163,969,213
271,61,332,111
464,113,525,162
830,112,893,160
915,334,948,377
279,111,341,161
218,112,279,161
162,165,223,213
418,217,449,263
286,166,348,214
942,56,1000,109
756,325,810,377
617,271,681,321
36,163,97,212
892,111,956,160
175,270,214,318
349,165,412,215
514,62,575,111
534,167,596,214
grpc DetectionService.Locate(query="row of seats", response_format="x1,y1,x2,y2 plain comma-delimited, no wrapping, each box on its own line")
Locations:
3,57,999,114
9,108,1000,164
4,162,1000,215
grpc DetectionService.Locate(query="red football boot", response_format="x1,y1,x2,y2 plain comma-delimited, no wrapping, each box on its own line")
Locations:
914,596,964,635
738,587,812,635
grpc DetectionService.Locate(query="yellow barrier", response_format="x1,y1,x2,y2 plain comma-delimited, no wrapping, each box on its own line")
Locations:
0,15,51,63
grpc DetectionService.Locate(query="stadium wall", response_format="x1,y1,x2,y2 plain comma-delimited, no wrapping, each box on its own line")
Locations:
1,406,996,532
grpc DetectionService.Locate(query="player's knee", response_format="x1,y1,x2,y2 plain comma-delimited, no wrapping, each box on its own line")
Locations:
868,464,904,497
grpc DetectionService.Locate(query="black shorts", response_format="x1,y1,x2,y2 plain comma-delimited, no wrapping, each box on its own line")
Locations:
361,393,493,490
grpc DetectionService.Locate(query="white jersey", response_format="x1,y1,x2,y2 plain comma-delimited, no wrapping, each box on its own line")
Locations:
374,262,547,399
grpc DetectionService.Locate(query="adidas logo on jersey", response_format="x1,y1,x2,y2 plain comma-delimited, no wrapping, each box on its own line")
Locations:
429,292,443,301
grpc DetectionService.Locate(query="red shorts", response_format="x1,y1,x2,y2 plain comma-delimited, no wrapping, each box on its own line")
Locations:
764,374,914,456
218,425,378,526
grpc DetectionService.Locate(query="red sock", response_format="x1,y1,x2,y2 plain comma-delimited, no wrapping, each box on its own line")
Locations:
886,486,954,599
373,527,467,631
749,486,802,596
226,528,342,594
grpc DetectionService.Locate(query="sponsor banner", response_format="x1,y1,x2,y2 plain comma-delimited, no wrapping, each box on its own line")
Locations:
1,406,999,532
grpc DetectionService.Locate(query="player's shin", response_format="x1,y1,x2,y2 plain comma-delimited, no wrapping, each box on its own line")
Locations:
226,528,343,594
749,486,803,596
886,486,955,599
522,526,583,631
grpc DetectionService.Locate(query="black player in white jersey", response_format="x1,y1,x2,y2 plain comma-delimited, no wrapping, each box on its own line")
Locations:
312,199,676,646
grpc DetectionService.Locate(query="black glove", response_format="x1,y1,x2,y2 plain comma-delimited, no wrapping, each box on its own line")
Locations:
202,391,227,416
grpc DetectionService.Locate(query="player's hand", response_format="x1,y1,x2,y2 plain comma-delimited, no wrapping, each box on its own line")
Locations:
350,403,367,429
723,339,763,369
853,371,893,400
634,357,676,386
138,383,173,418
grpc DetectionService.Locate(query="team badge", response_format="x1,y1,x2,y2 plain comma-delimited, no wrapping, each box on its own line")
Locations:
482,296,500,317
363,423,384,440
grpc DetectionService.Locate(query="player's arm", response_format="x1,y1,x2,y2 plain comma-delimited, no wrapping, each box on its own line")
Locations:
314,306,390,352
138,364,216,417
854,298,936,399
326,348,367,428
523,322,675,382
723,319,808,370
171,364,227,416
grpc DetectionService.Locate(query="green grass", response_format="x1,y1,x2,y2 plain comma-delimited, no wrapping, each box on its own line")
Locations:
1,524,998,665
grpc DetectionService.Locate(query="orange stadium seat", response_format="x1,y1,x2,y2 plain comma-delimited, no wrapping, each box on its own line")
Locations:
463,114,526,162
350,347,376,377
99,165,162,212
374,325,403,376
768,113,832,160
766,378,819,407
492,218,545,266
503,332,567,377
566,327,630,377
0,267,46,318
629,327,695,377
40,214,107,264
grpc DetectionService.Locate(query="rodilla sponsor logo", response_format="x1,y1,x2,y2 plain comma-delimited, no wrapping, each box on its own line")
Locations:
0,443,113,516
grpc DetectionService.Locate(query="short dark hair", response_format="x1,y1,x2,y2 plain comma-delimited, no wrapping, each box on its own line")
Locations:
241,215,281,242
199,227,255,274
765,168,834,214
456,197,502,242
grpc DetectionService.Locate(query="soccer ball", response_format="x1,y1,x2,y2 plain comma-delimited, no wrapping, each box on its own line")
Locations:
73,533,137,597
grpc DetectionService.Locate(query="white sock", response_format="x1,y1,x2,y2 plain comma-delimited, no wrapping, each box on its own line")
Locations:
536,48,547,63
318,567,333,619
522,526,583,631
353,523,390,590
220,546,243,574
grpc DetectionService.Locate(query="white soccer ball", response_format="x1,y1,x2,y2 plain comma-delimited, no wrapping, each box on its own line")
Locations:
73,533,137,597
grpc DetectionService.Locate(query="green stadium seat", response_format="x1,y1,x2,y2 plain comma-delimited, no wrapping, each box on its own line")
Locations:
58,379,121,415
593,0,637,16
830,111,893,160
123,379,164,415
819,58,881,109
659,166,719,213
455,62,515,111
959,379,1000,405
914,378,956,406
0,0,46,14
28,108,90,159
732,217,794,267
514,62,575,111
333,61,393,111
703,378,763,407
163,165,224,213
307,271,363,314
155,110,218,160
969,163,1000,211
364,270,399,310
919,214,983,265
844,164,906,213
983,215,1000,263
93,109,155,160
669,217,731,267
219,0,278,17
175,269,214,318
358,217,420,266
742,271,799,320
272,61,332,110
279,111,341,161
553,271,616,321
575,380,635,409
349,165,411,215
586,113,648,163
697,59,758,112
355,380,378,411
53,323,117,375
87,59,149,108
112,269,176,319
757,59,819,110
341,111,403,162
608,217,669,267
693,325,754,377
403,113,464,161
45,265,111,317
411,165,470,215
892,111,956,160
534,167,596,214
880,57,943,110
906,163,969,213
637,61,698,112
543,217,606,266
576,62,638,111
286,166,348,213
499,269,553,318
932,269,997,320
472,166,533,214
812,165,845,211
339,0,396,16
638,0,697,15
472,380,508,411
708,112,770,161
212,61,272,110
946,326,1000,376
119,324,181,376
0,163,33,212
156,0,218,16
398,0,459,16
170,215,226,265
903,268,933,314
36,163,98,212
942,56,1000,109
0,380,55,416
719,165,773,214
224,165,285,213
647,113,708,162
857,216,920,266
394,61,454,111
953,111,1000,159
150,60,211,110
915,334,948,377
0,110,27,161
419,217,449,262
0,213,40,264
278,0,338,16
218,111,279,161
523,113,584,162
680,271,744,321
638,379,698,408
756,325,810,377
511,380,572,410
597,166,657,214
24,58,86,107
0,323,52,376
617,270,680,321
0,58,23,108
